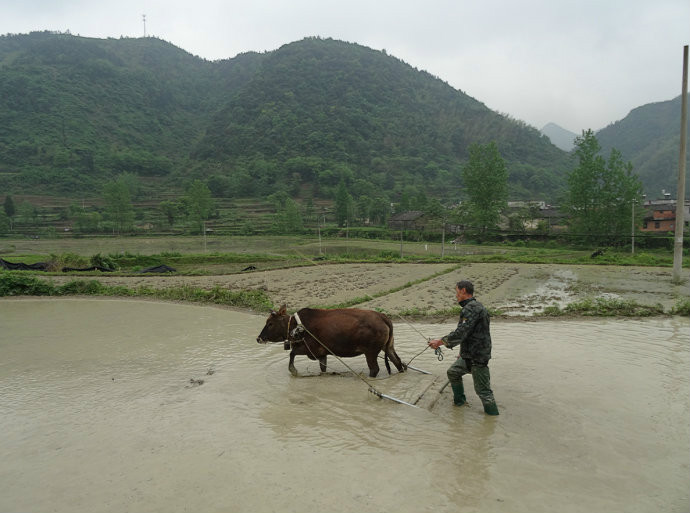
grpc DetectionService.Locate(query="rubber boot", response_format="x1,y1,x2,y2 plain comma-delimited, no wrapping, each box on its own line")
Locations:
451,382,466,406
483,401,499,416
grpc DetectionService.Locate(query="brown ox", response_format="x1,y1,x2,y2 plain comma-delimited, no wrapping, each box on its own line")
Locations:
256,305,406,377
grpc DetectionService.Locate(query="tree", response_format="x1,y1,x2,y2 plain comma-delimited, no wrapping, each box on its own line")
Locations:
3,195,16,230
17,200,38,226
159,200,180,228
267,192,304,233
334,180,354,227
183,180,214,234
0,212,10,234
356,195,373,224
116,172,142,200
272,197,304,234
566,130,643,245
460,142,508,241
424,198,451,251
103,177,134,234
74,211,102,233
369,195,391,225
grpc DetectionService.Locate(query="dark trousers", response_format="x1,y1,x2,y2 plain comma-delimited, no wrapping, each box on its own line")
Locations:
447,357,497,406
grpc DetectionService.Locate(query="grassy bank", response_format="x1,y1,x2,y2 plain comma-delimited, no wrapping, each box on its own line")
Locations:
391,298,689,319
2,270,687,318
0,272,273,311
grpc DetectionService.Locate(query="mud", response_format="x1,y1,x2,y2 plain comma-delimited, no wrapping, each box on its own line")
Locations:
40,262,688,316
1,299,688,513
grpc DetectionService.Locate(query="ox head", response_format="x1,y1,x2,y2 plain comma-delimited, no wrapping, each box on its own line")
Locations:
256,304,290,344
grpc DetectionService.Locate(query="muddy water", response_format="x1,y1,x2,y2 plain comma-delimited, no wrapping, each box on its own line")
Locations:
1,299,688,513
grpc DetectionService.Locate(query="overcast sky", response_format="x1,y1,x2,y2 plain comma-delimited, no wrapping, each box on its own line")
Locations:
1,0,688,132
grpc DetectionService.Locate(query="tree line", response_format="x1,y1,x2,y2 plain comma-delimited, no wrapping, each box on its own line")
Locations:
2,132,651,249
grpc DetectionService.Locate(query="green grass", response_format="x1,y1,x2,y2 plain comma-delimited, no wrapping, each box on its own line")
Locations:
2,234,687,269
539,297,666,317
0,272,273,311
670,297,690,316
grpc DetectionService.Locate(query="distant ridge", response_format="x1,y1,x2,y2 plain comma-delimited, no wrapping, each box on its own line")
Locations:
540,123,577,152
596,95,690,196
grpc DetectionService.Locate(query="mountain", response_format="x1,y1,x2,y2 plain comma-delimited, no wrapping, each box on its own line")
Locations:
0,32,261,187
0,32,569,202
540,123,577,152
596,95,690,197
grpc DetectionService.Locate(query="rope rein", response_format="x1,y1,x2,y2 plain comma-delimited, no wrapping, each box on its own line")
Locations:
393,313,444,365
281,311,442,408
288,314,377,390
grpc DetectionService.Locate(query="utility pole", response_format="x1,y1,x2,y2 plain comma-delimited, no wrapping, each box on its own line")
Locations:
673,45,688,283
318,221,322,255
631,198,636,255
399,222,404,258
318,213,326,255
346,221,349,254
142,14,147,37
441,221,446,258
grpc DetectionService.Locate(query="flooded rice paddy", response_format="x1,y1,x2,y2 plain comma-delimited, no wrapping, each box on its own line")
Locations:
1,299,688,513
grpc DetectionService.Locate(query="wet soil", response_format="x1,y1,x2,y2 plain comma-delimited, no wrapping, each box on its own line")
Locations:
1,299,688,513
40,262,689,316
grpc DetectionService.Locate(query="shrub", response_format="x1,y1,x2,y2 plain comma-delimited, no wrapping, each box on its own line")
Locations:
0,272,55,295
564,297,664,317
58,280,106,295
90,253,117,270
377,250,398,259
671,297,690,316
47,252,88,271
541,305,562,316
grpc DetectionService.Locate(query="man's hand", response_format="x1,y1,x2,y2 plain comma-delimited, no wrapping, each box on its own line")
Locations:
428,338,444,349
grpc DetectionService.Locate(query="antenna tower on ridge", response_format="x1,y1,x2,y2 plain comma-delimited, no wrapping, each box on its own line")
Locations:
142,14,147,37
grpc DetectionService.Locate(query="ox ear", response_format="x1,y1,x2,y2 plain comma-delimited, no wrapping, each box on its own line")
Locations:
277,304,287,316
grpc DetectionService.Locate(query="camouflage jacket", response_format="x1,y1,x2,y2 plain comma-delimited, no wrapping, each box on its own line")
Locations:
441,297,492,365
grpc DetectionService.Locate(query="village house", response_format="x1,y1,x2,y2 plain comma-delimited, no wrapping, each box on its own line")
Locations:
640,192,690,233
387,210,426,230
388,210,464,235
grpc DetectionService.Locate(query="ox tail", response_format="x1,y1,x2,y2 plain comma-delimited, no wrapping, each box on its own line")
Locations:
381,314,406,374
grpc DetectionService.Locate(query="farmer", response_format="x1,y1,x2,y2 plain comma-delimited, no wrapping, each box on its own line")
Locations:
428,280,499,415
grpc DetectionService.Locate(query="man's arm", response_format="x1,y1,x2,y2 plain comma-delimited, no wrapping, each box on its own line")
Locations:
428,303,482,349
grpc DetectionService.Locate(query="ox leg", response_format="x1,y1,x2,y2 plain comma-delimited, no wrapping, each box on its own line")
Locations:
318,356,327,373
365,352,380,378
289,351,298,376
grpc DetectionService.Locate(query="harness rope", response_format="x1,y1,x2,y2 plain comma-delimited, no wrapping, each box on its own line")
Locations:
393,313,444,365
287,313,418,408
287,249,443,366
273,251,442,407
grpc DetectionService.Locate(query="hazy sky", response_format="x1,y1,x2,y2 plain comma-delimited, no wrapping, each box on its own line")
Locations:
1,0,688,132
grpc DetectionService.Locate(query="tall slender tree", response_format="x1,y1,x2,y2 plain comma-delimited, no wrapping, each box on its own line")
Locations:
184,180,214,234
3,195,15,230
566,130,643,245
458,142,508,241
334,180,354,227
103,179,134,234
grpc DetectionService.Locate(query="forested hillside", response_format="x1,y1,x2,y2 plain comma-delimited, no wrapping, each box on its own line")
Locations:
0,32,569,203
597,95,690,196
0,32,261,193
